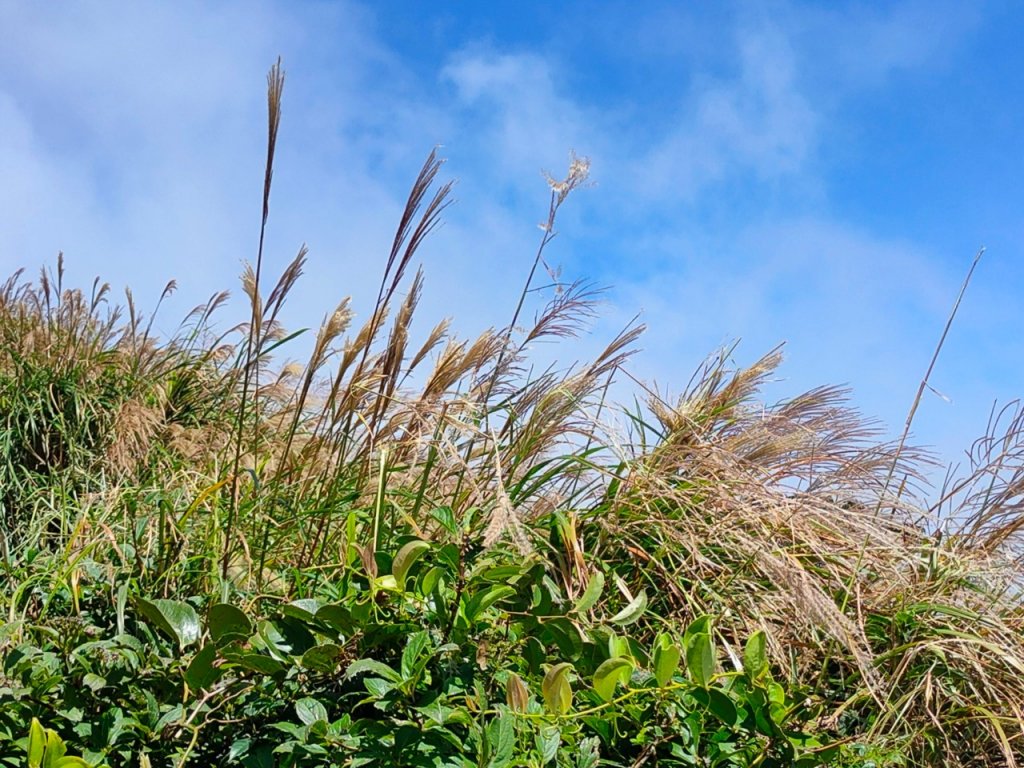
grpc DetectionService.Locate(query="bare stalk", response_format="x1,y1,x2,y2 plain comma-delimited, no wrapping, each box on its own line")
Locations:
877,246,984,510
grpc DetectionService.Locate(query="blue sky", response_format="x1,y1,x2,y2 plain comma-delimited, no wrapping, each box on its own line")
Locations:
1,1,1022,489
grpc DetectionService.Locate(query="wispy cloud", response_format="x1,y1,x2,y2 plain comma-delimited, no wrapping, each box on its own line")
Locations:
0,0,1007,477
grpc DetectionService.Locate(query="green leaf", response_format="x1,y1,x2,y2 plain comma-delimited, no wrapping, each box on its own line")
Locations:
44,727,67,765
345,658,402,683
419,565,444,597
573,570,604,615
609,590,647,626
280,598,321,622
690,687,739,725
224,652,285,675
256,620,303,659
392,539,430,590
300,643,343,672
683,615,713,644
685,632,715,687
295,697,328,726
743,630,768,680
653,633,681,687
185,644,222,690
607,632,631,660
542,663,573,715
541,617,584,658
53,760,90,768
592,657,632,702
315,604,355,634
400,630,431,681
82,673,106,691
464,585,515,621
486,713,515,768
430,506,458,535
135,598,201,649
536,726,560,764
27,718,45,768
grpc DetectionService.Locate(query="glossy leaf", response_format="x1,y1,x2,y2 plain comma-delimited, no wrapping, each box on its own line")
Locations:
573,570,604,615
27,718,45,768
592,657,632,702
609,590,647,626
542,662,573,715
300,643,343,672
135,597,201,649
346,658,403,683
683,615,713,644
653,633,681,687
743,630,768,680
224,652,285,675
686,632,715,687
392,539,430,590
207,603,252,645
295,697,328,726
464,585,515,621
280,598,320,622
184,644,221,690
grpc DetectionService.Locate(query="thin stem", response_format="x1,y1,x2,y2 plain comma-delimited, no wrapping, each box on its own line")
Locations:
877,246,984,512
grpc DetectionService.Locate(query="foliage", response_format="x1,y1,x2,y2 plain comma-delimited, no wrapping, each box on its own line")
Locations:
0,537,857,767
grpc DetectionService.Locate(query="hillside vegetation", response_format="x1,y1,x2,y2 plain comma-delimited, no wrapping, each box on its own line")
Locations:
2,61,1023,768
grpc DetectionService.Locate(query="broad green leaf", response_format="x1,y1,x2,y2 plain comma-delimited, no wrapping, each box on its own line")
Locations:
592,657,632,702
542,662,573,715
300,643,343,672
506,672,529,713
708,688,738,725
607,633,631,660
374,574,398,591
205,602,249,643
541,617,584,658
184,644,221,690
315,604,355,634
430,506,458,535
653,633,681,687
485,713,515,768
345,658,403,683
280,598,321,621
419,565,444,597
45,727,67,763
573,570,604,615
392,539,430,590
536,726,560,764
255,620,292,660
609,590,647,626
295,697,328,726
223,652,285,675
464,585,515,621
82,673,105,691
683,615,713,644
691,687,739,726
54,759,90,768
743,630,768,680
685,632,715,687
136,598,201,649
400,630,431,681
28,718,45,768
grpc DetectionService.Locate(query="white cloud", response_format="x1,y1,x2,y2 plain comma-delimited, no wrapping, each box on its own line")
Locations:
637,19,818,201
0,0,1006,480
